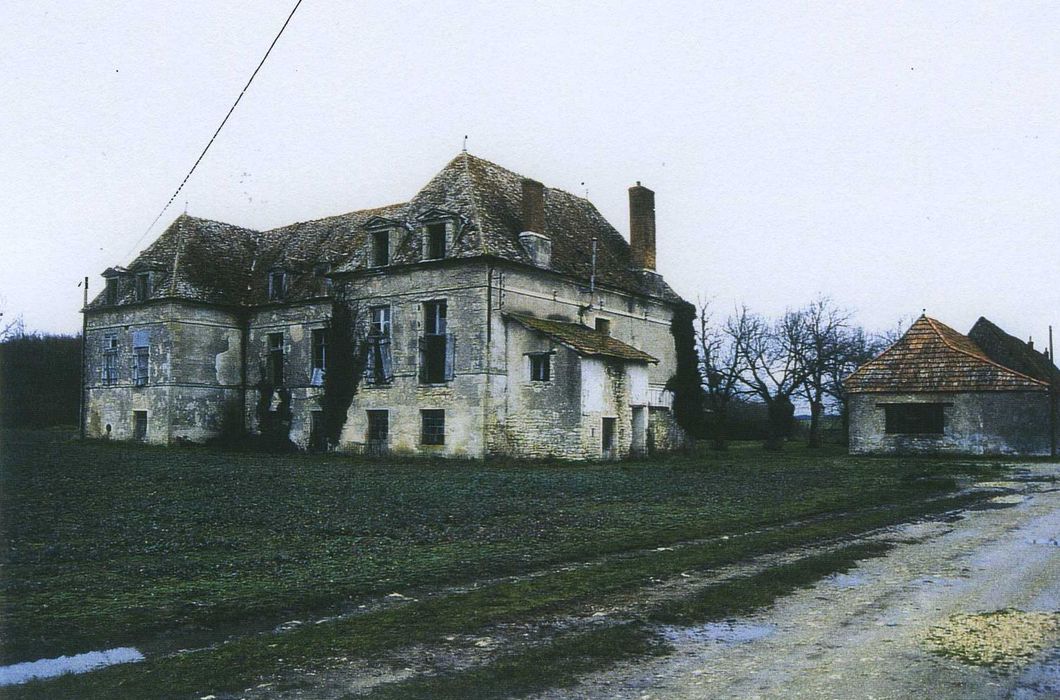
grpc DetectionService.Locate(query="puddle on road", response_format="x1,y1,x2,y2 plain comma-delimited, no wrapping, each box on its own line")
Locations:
0,647,145,686
1028,538,1060,546
662,621,776,646
827,572,870,589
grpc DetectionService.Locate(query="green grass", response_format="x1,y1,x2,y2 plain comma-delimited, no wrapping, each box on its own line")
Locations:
0,429,1007,697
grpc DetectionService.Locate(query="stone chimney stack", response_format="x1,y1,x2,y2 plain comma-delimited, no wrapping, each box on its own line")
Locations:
629,182,656,271
521,178,546,234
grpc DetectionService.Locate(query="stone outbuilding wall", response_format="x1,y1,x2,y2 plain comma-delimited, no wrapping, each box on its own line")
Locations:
849,391,1058,456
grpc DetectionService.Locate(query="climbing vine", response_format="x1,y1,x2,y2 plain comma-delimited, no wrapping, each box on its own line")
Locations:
665,301,705,442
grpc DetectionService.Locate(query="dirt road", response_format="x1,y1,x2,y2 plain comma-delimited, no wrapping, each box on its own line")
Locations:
541,465,1060,700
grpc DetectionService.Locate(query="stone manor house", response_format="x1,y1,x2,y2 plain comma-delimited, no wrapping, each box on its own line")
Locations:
82,153,690,458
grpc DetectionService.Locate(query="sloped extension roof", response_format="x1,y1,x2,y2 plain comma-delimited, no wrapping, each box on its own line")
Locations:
845,316,1048,393
89,153,685,310
505,313,657,364
968,316,1060,387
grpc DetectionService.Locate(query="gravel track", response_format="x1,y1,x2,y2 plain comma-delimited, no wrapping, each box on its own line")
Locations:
537,464,1060,700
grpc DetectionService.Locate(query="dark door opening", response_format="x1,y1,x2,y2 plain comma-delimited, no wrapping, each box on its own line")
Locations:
602,417,616,458
309,410,326,452
366,410,389,455
133,410,147,441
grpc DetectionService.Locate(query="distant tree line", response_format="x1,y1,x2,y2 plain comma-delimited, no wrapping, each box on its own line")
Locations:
0,327,82,429
694,296,894,451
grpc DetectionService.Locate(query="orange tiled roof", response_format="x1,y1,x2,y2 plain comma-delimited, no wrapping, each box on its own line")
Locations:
845,316,1049,393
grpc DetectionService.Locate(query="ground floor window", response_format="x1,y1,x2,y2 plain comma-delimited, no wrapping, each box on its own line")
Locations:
133,410,147,441
883,403,945,434
421,409,445,445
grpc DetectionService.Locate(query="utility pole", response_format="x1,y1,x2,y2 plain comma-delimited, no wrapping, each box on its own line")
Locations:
1051,325,1057,457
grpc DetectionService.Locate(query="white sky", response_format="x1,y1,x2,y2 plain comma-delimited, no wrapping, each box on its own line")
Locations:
2,1,1058,345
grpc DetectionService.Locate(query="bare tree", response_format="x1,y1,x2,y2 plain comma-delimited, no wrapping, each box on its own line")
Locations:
827,324,888,440
696,297,741,450
729,306,810,451
794,296,852,448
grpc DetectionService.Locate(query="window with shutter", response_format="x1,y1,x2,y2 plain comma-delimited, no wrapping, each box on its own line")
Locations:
131,330,150,386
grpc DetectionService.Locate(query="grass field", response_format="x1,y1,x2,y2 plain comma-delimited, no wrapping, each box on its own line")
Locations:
0,428,1008,698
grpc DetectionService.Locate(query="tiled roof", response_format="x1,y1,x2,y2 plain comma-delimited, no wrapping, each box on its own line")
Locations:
845,316,1049,393
505,313,657,363
88,153,683,310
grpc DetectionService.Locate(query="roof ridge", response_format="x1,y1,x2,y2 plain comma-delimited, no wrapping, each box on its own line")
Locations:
462,152,490,255
169,215,186,295
267,202,408,232
925,316,1048,387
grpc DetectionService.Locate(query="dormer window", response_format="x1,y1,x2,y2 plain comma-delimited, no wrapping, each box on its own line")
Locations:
313,264,332,296
425,223,446,260
371,229,390,267
105,277,119,305
268,270,286,301
135,272,152,302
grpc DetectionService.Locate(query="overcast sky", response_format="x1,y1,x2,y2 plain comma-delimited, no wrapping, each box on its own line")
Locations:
3,1,1058,345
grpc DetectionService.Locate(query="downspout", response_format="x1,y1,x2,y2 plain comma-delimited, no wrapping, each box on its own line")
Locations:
240,309,249,435
79,276,88,440
483,263,493,456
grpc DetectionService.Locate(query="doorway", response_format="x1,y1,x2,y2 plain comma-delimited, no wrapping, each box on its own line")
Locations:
133,411,147,441
601,417,617,459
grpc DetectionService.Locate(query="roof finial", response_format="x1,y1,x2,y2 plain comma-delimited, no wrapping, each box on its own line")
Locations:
184,200,188,215
581,181,588,199
462,135,468,153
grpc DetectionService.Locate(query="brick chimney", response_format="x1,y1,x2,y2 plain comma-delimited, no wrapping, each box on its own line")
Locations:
521,178,546,234
629,181,656,271
519,178,551,268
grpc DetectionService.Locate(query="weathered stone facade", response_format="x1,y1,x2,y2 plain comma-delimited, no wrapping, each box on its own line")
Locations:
82,153,691,459
849,391,1058,456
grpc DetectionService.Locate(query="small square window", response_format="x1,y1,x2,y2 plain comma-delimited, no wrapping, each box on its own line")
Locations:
529,353,551,382
421,409,445,445
425,223,446,260
594,318,611,336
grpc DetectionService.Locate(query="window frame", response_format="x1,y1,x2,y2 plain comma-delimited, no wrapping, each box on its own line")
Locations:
424,222,447,260
594,317,611,336
135,272,152,302
102,333,119,384
268,270,287,301
420,409,445,445
310,328,327,385
882,403,946,435
420,300,452,384
528,352,551,382
131,330,150,387
267,332,284,386
105,277,119,305
370,228,390,267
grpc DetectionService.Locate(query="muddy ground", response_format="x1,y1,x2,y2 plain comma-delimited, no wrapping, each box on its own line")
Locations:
534,464,1060,700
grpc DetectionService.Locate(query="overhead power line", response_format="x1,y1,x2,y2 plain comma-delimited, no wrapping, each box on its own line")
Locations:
124,0,304,260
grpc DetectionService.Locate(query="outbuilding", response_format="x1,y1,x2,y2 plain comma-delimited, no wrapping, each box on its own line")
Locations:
846,315,1058,456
